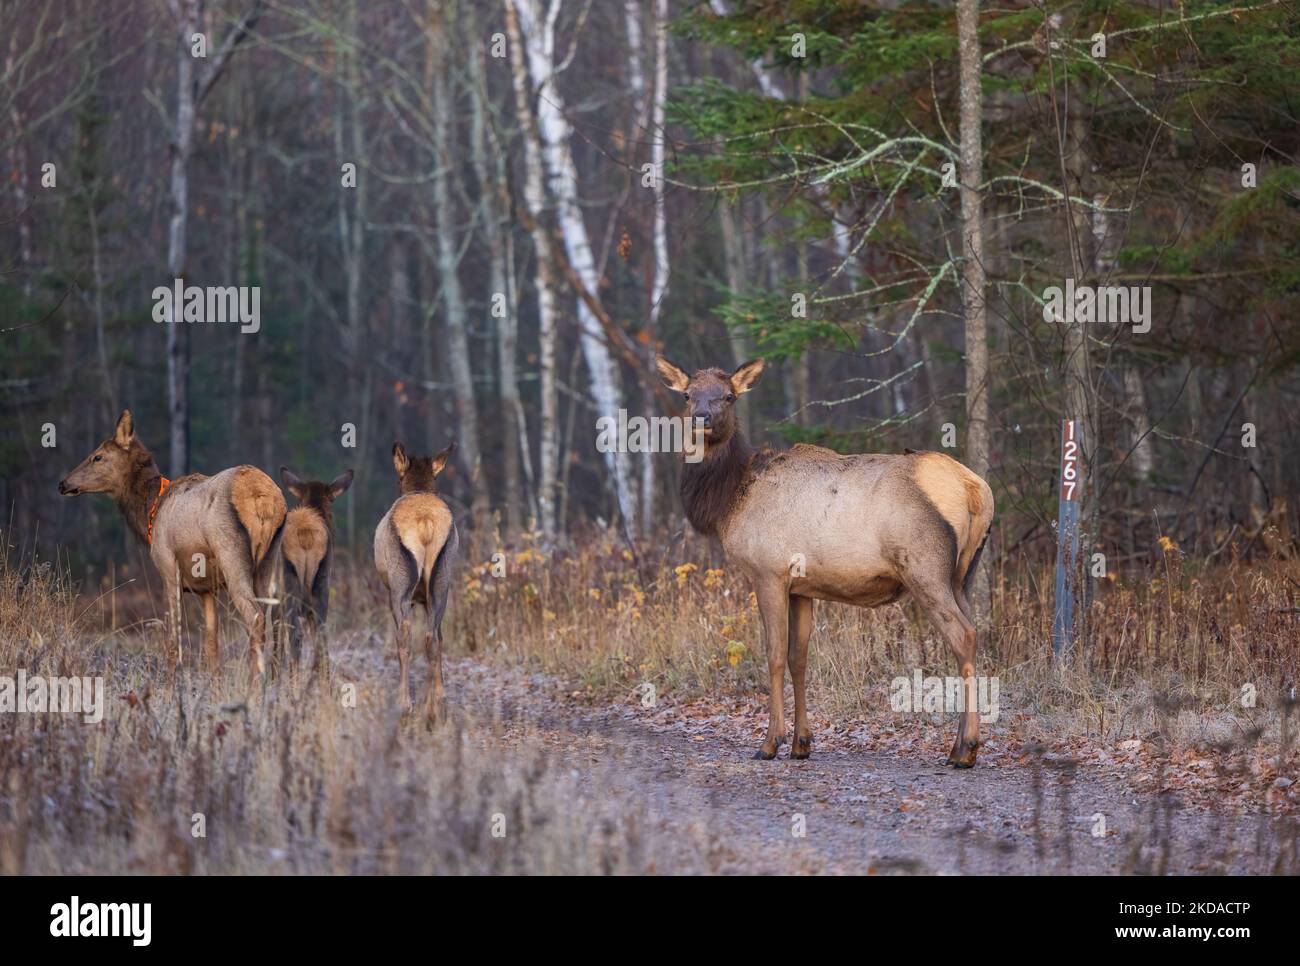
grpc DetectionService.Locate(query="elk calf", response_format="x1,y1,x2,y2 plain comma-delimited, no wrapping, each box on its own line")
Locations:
279,467,353,669
657,357,995,767
374,441,458,719
59,410,286,675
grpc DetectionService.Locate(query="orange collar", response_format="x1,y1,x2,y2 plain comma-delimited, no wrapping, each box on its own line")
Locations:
147,477,171,545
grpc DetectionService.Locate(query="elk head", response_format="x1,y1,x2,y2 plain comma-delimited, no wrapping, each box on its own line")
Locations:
392,441,455,495
281,467,354,518
58,410,151,498
655,357,765,449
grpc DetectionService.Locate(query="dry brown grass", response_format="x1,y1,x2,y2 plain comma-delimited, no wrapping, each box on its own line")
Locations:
3,525,1297,873
0,543,701,874
427,529,1300,750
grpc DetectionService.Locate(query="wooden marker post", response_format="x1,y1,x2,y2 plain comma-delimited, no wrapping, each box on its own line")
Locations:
1052,418,1082,658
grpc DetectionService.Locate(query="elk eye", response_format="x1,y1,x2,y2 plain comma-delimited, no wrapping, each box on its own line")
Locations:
93,455,103,463
725,393,736,403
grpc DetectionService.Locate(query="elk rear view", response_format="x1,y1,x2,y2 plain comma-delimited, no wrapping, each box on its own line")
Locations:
374,441,459,721
280,466,353,671
59,410,286,675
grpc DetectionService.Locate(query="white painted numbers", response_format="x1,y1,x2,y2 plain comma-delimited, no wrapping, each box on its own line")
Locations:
1060,419,1080,503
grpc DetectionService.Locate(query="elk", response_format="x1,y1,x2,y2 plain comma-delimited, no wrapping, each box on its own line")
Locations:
279,466,353,670
59,410,286,675
374,441,459,719
656,358,995,767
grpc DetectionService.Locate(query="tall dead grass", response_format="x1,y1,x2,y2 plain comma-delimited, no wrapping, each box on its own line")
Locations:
419,529,1300,747
0,544,701,874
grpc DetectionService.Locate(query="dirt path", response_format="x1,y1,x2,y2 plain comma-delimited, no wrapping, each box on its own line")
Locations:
444,658,1293,875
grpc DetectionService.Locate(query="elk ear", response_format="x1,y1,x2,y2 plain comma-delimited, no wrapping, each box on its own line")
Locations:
430,441,456,477
280,466,307,499
329,469,354,498
730,358,765,395
392,442,410,477
114,410,135,448
655,357,691,393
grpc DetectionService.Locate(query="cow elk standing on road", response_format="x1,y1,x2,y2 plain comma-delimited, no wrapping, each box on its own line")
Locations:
59,410,286,676
279,466,353,671
656,358,995,767
374,441,459,721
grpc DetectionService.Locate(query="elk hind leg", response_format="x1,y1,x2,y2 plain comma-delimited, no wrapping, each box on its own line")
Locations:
201,593,220,671
421,538,456,725
161,565,184,670
911,578,980,768
388,573,418,715
215,547,267,679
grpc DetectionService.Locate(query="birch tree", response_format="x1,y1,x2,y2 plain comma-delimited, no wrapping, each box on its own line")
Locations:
505,0,560,539
512,0,639,536
162,0,262,476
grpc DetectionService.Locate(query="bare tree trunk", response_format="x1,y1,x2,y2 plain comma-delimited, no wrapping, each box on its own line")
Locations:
429,1,487,531
164,0,261,476
166,1,198,477
718,199,755,425
515,0,638,537
957,0,991,620
5,31,33,296
88,203,116,415
388,239,412,443
468,5,524,537
506,0,559,539
640,0,669,536
336,1,365,549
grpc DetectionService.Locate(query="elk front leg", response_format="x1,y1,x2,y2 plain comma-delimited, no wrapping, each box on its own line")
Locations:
161,566,184,670
201,593,220,671
787,595,814,759
754,580,790,760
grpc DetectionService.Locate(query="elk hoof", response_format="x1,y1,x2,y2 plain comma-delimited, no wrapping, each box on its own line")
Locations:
791,735,813,760
753,747,777,760
946,740,979,769
425,698,447,728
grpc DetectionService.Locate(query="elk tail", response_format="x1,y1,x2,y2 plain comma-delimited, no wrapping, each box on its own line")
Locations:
233,468,289,568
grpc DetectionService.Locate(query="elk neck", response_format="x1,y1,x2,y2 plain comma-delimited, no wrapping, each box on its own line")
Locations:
680,429,767,537
294,485,337,528
114,446,165,545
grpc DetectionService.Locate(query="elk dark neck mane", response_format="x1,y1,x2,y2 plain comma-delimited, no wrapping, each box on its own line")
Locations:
681,430,770,536
114,445,165,544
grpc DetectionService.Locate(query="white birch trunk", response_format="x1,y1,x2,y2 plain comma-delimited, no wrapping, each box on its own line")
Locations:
515,0,639,536
506,0,560,539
